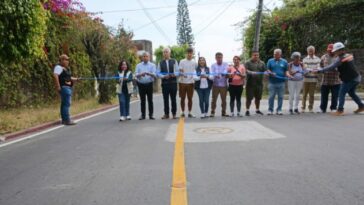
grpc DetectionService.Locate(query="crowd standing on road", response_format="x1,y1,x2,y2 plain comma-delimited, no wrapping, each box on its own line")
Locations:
53,42,364,124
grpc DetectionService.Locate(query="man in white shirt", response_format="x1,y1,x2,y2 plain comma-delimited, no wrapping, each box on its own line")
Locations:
178,47,197,118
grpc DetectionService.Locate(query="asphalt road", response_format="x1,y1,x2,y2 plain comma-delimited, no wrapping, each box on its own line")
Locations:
1,93,364,205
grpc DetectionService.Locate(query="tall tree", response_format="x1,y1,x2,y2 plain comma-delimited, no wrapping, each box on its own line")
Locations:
176,0,194,46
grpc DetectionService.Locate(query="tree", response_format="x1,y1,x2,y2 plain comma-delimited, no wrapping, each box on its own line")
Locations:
0,0,47,63
176,0,194,46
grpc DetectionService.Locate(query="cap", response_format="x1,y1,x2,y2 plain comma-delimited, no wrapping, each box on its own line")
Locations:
332,42,345,52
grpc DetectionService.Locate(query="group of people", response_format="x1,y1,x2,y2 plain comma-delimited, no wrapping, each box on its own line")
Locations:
53,42,364,125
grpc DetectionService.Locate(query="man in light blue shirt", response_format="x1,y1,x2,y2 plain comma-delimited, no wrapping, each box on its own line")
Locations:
210,52,229,117
266,48,290,115
135,52,157,120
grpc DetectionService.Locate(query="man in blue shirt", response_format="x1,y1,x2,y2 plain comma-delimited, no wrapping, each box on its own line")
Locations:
266,49,291,115
135,52,157,120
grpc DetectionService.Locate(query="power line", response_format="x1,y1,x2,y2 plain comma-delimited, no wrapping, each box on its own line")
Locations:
134,0,202,32
89,0,244,14
136,0,172,44
195,0,237,36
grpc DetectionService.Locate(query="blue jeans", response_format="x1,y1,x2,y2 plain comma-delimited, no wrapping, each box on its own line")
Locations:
268,82,285,112
60,86,72,122
338,80,364,111
320,84,340,112
118,93,131,117
196,88,211,114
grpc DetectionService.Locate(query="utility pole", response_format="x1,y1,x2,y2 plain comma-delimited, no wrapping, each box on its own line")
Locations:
253,0,263,52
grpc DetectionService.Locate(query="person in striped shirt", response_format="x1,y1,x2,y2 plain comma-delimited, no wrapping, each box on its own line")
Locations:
302,45,321,113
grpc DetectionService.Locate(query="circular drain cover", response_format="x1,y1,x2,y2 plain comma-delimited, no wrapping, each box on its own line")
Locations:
193,127,233,134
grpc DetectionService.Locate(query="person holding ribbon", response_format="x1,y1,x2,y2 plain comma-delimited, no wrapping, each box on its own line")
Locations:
178,47,197,118
287,52,305,114
315,42,364,116
116,60,133,121
266,49,291,115
135,52,157,120
227,56,246,117
53,54,80,125
157,47,179,119
210,52,230,117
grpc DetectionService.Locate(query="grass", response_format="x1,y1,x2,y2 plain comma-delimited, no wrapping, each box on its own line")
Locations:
0,98,117,135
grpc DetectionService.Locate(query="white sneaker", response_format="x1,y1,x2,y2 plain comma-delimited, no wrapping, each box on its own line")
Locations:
237,112,242,117
120,116,126,121
126,116,131,120
200,113,205,119
267,111,274,115
230,113,235,117
276,111,283,115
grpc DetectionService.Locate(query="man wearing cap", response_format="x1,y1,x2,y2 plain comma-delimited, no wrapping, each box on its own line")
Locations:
316,42,364,115
318,44,341,113
53,54,79,125
302,45,321,113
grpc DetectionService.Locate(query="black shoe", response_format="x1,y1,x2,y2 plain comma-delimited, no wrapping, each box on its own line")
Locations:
255,110,264,115
64,121,77,126
245,111,250,116
161,115,169,119
139,116,145,120
294,109,300,114
289,109,293,115
149,116,155,120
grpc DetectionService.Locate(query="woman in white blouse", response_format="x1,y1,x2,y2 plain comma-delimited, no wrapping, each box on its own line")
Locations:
194,57,214,118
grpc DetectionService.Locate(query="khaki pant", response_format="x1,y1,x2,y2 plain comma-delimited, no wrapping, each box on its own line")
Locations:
211,86,227,115
302,82,317,110
179,83,194,112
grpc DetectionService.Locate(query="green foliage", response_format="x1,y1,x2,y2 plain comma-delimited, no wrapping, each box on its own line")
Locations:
0,5,137,108
154,44,189,64
0,0,48,62
176,0,194,46
242,0,364,62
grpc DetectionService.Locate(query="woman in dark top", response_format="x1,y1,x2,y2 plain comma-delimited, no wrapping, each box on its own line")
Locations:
116,60,134,121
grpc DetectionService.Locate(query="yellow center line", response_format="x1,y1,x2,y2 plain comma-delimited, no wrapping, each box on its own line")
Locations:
170,118,188,205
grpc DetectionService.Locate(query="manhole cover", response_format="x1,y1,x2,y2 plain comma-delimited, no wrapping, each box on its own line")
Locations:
193,127,233,134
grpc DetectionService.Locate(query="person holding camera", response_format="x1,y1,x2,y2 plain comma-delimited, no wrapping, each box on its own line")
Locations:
227,56,246,117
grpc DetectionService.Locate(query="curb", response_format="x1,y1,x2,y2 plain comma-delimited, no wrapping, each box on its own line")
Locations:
0,104,118,142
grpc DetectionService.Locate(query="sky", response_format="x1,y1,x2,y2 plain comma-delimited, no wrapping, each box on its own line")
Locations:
80,0,282,64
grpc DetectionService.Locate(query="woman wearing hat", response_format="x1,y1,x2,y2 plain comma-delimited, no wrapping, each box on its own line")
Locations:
316,42,364,115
